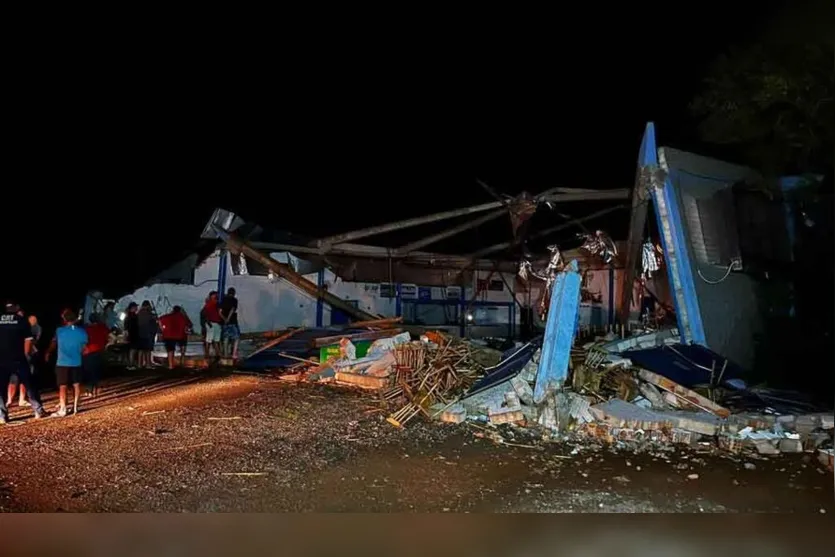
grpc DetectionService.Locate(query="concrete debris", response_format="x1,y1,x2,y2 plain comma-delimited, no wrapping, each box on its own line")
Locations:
266,296,832,465
510,376,534,405
818,449,834,472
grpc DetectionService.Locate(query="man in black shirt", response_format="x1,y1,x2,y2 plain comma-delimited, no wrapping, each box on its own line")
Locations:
0,302,46,423
219,287,240,359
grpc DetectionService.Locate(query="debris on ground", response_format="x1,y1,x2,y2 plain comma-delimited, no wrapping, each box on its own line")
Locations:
249,260,833,464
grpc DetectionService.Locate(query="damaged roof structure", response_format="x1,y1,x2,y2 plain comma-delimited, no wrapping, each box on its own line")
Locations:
100,184,646,340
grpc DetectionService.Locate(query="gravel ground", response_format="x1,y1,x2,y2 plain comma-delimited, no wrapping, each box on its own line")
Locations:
0,369,832,512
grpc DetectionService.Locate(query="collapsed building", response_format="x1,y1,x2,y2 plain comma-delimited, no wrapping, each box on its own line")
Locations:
95,186,667,343
80,121,831,467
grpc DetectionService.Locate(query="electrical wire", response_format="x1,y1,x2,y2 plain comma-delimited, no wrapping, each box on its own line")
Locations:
697,262,734,284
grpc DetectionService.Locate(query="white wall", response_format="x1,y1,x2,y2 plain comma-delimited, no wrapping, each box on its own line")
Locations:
117,250,673,335
117,251,400,333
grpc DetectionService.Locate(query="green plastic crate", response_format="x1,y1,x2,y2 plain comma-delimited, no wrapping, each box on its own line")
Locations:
319,340,371,362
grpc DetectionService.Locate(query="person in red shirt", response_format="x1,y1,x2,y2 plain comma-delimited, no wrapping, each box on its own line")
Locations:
83,313,110,398
159,306,192,369
200,292,222,362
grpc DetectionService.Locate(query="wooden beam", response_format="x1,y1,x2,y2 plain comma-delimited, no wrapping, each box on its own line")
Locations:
312,328,404,348
466,204,628,260
314,189,630,250
212,225,378,322
618,181,649,325
394,208,507,256
315,201,504,249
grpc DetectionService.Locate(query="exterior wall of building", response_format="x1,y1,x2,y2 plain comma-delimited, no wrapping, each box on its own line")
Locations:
659,147,763,369
116,248,672,338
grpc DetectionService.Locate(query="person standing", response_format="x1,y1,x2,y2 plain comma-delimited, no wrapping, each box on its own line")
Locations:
124,302,140,369
7,313,41,407
159,306,192,369
102,301,119,331
45,309,88,417
83,313,110,398
0,302,46,423
201,291,222,361
219,287,240,360
136,301,158,368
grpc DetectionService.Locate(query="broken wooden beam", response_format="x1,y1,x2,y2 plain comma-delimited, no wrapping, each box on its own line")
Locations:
313,328,403,348
212,225,378,322
246,327,305,360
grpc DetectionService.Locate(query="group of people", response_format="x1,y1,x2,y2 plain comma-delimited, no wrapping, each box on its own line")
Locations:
0,302,111,422
199,288,240,361
0,287,242,424
118,287,240,369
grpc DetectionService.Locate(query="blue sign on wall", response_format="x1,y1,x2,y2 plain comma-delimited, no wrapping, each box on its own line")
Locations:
418,287,432,301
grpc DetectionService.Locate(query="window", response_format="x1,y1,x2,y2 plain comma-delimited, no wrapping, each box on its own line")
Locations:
682,187,741,266
230,253,271,276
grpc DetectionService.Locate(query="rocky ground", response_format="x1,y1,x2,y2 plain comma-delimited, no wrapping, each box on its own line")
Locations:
0,368,832,512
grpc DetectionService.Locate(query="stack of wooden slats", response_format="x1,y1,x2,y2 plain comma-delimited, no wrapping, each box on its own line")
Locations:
385,336,484,428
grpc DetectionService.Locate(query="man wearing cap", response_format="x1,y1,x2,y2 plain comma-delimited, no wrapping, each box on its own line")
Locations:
0,302,46,423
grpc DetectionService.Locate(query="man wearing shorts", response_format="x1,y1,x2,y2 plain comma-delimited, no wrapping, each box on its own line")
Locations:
0,302,46,423
219,287,240,359
45,309,88,417
201,291,222,361
159,305,192,369
7,313,41,408
136,301,158,368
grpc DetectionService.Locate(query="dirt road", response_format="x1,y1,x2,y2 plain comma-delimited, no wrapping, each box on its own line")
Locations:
0,370,831,512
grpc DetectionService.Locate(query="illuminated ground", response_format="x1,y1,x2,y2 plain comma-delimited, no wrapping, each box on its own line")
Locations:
0,370,831,512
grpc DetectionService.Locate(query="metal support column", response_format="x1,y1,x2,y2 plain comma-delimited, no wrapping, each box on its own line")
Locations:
316,269,325,327
395,283,402,318
217,250,229,302
608,265,615,326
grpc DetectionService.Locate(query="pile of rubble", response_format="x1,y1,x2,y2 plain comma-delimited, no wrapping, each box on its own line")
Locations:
266,287,832,473
429,328,834,470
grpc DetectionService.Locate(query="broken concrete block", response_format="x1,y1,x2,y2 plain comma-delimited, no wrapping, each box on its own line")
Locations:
567,392,594,424
778,438,803,453
670,428,701,446
537,400,557,430
520,405,538,421
441,405,467,424
753,440,780,455
776,414,796,429
519,351,540,383
718,433,744,454
460,381,515,414
504,391,521,409
793,414,819,435
510,376,534,405
728,413,775,431
663,412,721,436
589,399,675,431
488,409,525,425
638,382,667,409
803,432,833,451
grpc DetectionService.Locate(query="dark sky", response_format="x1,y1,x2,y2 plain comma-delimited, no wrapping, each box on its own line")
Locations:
6,3,792,320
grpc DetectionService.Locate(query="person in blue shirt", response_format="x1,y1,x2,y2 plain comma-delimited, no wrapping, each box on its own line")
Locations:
45,309,88,417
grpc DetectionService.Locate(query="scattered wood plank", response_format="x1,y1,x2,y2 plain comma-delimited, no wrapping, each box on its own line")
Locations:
313,328,404,348
246,328,306,360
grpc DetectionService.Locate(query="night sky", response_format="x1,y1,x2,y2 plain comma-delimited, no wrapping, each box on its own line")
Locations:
5,3,797,324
